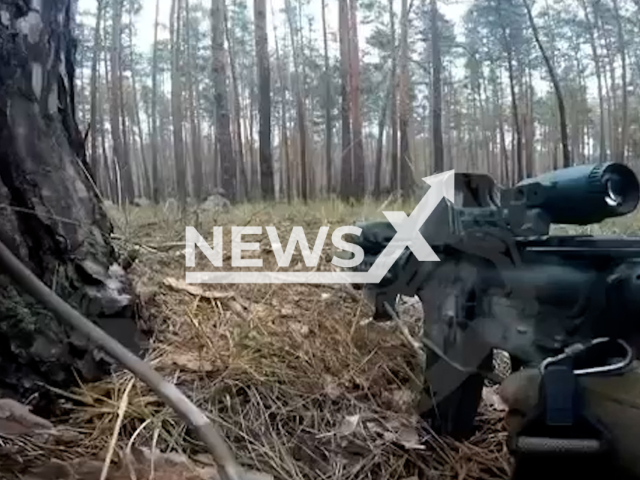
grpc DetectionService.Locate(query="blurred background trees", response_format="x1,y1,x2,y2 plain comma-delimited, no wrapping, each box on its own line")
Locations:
76,0,640,205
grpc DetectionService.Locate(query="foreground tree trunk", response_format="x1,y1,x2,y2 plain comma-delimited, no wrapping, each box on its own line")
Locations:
0,0,142,411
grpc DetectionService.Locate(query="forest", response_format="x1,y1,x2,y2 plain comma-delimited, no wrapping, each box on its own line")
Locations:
4,0,640,478
75,0,640,207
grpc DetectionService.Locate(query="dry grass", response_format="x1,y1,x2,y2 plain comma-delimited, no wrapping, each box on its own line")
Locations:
3,198,542,480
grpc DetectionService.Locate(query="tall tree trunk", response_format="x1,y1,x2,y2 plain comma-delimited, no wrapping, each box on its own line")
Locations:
526,63,535,175
284,0,308,203
431,0,444,173
598,11,619,159
579,0,606,162
0,0,141,410
495,66,510,185
500,22,522,183
523,0,570,168
211,0,237,201
109,0,134,203
128,5,151,200
254,0,274,200
272,2,292,203
118,53,132,196
612,0,628,163
185,0,203,202
389,0,399,193
348,0,366,199
89,0,104,193
151,0,161,203
398,0,413,196
246,65,256,197
224,3,249,200
322,0,333,196
170,0,187,212
374,73,392,197
339,0,353,200
102,24,118,201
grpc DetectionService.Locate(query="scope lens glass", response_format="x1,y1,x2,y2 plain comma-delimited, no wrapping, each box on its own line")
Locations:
605,176,624,207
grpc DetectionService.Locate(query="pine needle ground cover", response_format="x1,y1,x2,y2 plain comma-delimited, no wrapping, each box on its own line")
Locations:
18,199,640,479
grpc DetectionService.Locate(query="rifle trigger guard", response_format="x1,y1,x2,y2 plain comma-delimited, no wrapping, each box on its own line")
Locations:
539,338,633,376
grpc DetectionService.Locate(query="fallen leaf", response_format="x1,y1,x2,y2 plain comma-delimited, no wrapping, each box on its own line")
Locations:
396,426,425,450
337,414,360,436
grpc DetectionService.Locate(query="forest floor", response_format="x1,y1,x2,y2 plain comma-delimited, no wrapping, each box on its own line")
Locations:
18,198,638,480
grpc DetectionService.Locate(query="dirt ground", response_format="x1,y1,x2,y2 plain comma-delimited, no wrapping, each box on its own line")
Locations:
7,198,586,480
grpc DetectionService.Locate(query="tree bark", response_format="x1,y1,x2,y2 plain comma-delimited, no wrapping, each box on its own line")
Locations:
389,0,399,193
128,4,151,200
109,0,135,204
254,0,274,200
271,3,292,203
284,0,308,203
374,73,392,197
170,0,187,212
211,0,237,201
0,0,142,411
89,0,104,194
348,0,366,199
185,0,203,202
321,0,333,196
118,49,132,197
398,0,413,196
500,20,522,183
224,2,249,200
151,0,161,202
431,0,444,173
339,0,353,200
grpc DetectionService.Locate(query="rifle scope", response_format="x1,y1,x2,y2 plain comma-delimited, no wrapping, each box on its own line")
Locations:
512,162,640,226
